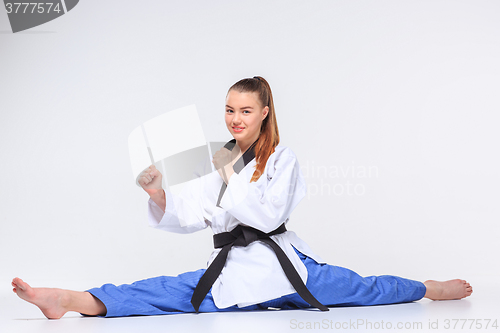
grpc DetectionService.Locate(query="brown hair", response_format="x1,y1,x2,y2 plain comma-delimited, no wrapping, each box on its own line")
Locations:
227,76,280,182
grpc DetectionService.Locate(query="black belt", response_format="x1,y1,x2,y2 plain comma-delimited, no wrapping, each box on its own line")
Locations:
190,223,329,312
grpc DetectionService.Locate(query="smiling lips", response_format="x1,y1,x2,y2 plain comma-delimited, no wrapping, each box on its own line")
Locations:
233,127,244,132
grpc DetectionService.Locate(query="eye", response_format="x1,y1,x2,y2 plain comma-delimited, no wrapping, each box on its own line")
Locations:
243,110,250,114
226,109,233,113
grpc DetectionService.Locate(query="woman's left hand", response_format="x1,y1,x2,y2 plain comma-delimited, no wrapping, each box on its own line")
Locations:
212,146,240,184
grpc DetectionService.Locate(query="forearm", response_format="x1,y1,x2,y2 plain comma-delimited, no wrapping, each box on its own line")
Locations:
148,189,166,212
147,185,210,234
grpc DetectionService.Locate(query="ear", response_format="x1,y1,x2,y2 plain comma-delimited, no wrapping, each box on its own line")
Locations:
262,106,269,120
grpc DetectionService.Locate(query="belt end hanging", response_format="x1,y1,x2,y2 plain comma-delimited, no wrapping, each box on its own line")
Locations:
190,299,201,314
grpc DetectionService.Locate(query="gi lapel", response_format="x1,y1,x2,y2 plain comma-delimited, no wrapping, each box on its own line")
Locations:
215,138,258,208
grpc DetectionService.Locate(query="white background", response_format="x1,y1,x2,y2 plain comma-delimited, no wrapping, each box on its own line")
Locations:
1,0,499,303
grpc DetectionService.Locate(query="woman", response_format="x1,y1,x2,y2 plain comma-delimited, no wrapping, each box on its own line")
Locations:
12,76,472,319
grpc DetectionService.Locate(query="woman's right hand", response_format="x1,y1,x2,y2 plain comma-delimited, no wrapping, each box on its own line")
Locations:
138,165,163,196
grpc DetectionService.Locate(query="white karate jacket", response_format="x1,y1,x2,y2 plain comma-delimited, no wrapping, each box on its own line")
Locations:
147,144,326,309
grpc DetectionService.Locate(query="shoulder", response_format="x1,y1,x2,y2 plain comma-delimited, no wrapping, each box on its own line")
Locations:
260,144,303,181
271,144,299,162
264,144,300,173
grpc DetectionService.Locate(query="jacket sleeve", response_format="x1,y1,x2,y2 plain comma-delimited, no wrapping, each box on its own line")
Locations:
147,176,211,234
218,152,307,233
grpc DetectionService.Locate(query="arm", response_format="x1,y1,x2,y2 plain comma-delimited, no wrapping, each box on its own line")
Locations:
147,184,210,234
218,153,307,233
148,189,166,212
140,165,210,234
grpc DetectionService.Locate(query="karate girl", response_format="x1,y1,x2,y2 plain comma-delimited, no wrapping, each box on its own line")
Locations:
12,76,472,319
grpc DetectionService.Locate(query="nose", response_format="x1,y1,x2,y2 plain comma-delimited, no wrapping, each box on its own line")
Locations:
232,112,241,125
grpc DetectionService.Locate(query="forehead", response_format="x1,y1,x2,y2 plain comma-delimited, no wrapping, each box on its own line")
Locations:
226,90,260,107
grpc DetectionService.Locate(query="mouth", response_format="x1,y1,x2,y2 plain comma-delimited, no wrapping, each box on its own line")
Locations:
232,127,244,132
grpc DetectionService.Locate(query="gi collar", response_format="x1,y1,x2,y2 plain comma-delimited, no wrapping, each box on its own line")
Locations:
215,138,259,208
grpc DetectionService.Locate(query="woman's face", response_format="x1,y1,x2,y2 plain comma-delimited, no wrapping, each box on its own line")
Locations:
225,90,269,151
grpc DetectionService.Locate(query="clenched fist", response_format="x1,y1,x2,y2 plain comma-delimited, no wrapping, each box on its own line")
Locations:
138,164,163,196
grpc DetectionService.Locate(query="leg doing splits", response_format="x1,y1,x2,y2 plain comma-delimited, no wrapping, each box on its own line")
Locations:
12,274,473,319
291,251,473,308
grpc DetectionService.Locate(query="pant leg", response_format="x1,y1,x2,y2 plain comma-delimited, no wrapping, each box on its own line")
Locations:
86,248,427,317
271,248,427,310
86,268,268,318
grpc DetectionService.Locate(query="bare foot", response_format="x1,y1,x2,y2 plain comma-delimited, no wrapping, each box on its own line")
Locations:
12,277,70,319
12,277,107,319
423,279,473,301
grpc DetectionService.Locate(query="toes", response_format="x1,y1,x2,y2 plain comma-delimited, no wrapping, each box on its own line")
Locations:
14,278,27,291
13,278,22,288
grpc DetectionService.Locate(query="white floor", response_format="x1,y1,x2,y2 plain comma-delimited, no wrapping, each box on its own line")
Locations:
1,276,498,333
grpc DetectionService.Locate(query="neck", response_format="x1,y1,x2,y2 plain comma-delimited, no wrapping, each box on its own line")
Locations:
236,135,259,154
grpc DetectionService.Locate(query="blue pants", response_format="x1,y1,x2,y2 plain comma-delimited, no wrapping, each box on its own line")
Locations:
86,248,426,317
